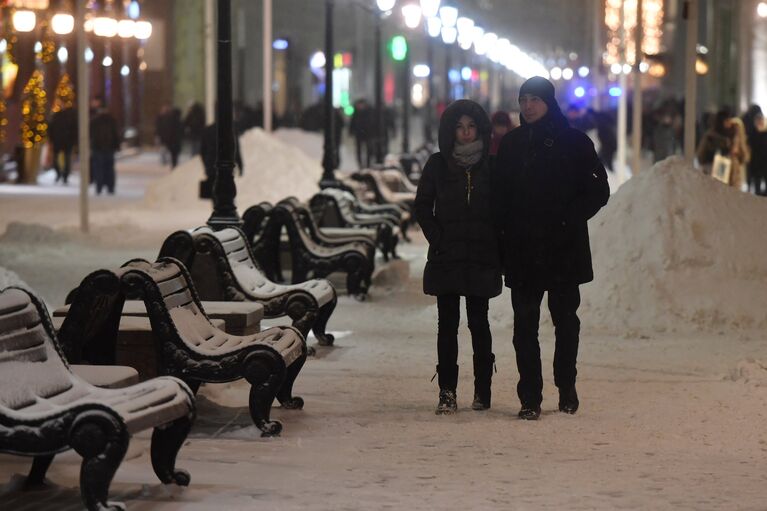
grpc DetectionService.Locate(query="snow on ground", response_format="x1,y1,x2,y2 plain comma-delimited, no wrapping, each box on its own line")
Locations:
1,149,767,509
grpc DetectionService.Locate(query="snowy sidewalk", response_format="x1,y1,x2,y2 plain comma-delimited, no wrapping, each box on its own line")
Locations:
1,240,766,510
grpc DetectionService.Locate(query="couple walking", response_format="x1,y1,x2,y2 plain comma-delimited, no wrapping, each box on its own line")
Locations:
415,76,610,420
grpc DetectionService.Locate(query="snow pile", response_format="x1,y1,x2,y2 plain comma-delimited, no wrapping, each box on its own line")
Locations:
273,127,357,172
144,128,321,211
582,156,767,335
727,359,767,386
0,265,29,290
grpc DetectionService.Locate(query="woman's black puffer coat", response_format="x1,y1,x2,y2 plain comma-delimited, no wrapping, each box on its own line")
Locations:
414,99,502,298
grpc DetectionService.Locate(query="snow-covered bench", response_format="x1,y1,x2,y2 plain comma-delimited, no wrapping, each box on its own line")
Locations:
310,188,401,259
271,201,374,299
0,286,195,511
280,196,377,262
58,258,307,436
159,226,338,346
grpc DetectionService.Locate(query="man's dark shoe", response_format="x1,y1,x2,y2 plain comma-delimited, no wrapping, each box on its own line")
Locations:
518,405,541,421
558,386,579,414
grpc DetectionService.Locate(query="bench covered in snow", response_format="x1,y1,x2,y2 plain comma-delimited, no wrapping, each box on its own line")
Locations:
0,286,195,511
272,200,374,299
310,188,401,258
159,226,338,346
58,258,307,436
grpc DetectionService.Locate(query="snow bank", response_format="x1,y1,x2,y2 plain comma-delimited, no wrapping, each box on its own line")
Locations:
272,127,357,172
144,128,321,211
0,265,29,290
582,156,767,335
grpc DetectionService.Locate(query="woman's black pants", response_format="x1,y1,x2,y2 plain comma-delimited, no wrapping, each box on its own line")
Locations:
437,294,492,372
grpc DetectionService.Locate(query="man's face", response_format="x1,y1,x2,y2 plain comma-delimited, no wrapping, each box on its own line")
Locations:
519,94,548,124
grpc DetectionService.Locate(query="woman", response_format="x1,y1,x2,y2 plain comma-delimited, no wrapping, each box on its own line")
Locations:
727,117,750,189
490,110,514,156
696,110,731,175
415,100,502,415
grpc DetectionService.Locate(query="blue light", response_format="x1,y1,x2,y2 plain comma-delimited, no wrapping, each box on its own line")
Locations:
461,66,472,81
272,38,289,50
127,0,140,19
448,69,461,84
609,86,622,97
574,86,585,98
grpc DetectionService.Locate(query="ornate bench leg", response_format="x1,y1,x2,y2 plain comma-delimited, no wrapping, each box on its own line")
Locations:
312,296,337,346
276,347,306,411
70,411,129,511
151,414,193,487
25,454,55,487
286,295,318,340
244,352,285,437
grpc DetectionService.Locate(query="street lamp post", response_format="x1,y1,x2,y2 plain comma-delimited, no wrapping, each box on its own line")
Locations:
207,0,241,228
320,0,337,186
374,13,385,163
401,45,410,154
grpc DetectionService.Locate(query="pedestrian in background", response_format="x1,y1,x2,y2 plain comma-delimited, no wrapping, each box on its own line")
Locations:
489,110,514,157
184,102,206,157
89,106,121,195
494,76,609,420
156,103,183,169
415,99,502,415
350,98,374,169
748,112,767,196
696,110,731,175
48,106,77,184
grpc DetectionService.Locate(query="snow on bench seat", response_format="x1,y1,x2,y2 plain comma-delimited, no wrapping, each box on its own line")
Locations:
0,286,194,511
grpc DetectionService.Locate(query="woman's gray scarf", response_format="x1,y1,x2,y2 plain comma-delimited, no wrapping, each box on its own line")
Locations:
452,139,483,169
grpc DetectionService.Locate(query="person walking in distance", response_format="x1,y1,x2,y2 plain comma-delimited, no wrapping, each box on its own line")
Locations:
494,76,609,420
415,99,503,415
89,105,121,195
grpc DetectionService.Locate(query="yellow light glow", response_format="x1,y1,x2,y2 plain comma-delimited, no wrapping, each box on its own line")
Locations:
12,10,36,33
134,20,153,40
117,19,136,38
51,13,74,35
93,17,118,37
604,0,663,67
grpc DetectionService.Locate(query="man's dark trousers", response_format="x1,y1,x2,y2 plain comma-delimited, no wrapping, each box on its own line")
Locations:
511,285,581,407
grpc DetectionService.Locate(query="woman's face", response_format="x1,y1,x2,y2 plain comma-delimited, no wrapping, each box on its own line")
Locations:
455,115,478,145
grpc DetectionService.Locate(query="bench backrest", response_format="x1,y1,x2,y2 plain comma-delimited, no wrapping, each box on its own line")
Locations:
120,259,231,354
321,188,360,223
192,227,280,296
0,287,73,411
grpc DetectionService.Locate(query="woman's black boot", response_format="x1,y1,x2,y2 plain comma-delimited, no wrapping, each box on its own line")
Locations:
471,353,495,410
435,364,458,415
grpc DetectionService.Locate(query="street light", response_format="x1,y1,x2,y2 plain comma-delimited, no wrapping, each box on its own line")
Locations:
426,17,442,37
117,19,136,39
440,26,457,44
12,10,36,32
93,16,118,37
377,0,396,12
402,3,422,29
134,21,152,40
438,5,457,27
51,13,74,35
420,0,440,18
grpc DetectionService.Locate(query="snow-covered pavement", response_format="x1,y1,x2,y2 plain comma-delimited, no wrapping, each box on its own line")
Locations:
1,147,766,510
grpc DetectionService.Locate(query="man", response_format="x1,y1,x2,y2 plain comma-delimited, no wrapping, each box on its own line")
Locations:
494,76,609,420
90,106,121,195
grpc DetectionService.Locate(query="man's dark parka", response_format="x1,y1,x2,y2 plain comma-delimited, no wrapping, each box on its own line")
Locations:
415,100,503,298
494,88,610,290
